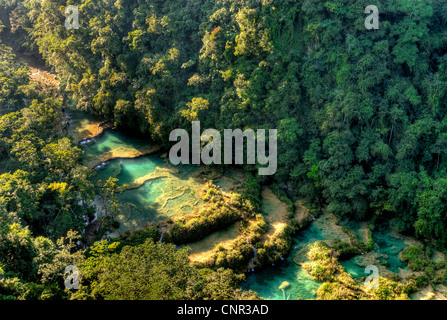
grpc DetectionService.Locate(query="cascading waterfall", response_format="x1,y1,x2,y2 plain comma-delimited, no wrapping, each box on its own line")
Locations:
247,245,258,272
251,247,258,272
93,161,107,170
80,137,97,146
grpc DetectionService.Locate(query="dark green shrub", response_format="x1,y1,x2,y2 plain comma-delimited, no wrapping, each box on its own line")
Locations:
242,172,261,213
111,219,120,229
401,245,430,271
414,275,429,289
119,225,160,247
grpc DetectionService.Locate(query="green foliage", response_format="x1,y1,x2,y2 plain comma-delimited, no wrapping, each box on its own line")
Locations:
303,242,343,282
0,45,35,116
414,274,429,289
332,240,362,260
165,182,262,248
117,225,161,248
181,97,210,122
20,0,447,247
75,239,258,300
401,244,447,284
303,241,414,300
414,173,447,244
98,177,121,219
0,84,95,239
168,185,243,245
242,171,261,213
401,245,432,272
202,237,254,272
271,183,294,217
3,0,447,300
42,137,82,174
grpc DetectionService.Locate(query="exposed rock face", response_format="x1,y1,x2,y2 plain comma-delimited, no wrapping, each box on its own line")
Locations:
353,253,379,267
294,199,313,226
411,286,436,300
260,187,289,242
85,143,161,169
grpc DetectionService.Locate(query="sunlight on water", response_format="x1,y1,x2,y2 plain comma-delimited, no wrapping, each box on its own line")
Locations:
66,107,104,143
84,130,147,159
241,255,320,300
73,109,414,298
94,156,164,186
242,217,412,300
83,126,205,234
340,259,366,278
83,130,159,168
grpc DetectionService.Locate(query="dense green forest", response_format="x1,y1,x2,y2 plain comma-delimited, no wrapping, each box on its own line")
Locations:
1,0,447,300
24,0,447,242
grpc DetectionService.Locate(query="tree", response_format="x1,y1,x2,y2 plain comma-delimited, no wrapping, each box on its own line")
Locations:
42,137,82,174
75,239,257,300
99,177,121,219
181,97,210,122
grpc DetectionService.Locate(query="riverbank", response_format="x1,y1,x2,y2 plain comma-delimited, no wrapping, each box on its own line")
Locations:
70,106,447,300
13,45,447,300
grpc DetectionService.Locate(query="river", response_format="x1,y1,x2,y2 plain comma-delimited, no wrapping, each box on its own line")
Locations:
67,106,443,300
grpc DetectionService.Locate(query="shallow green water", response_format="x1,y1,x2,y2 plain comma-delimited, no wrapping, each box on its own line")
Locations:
94,156,164,186
64,102,200,232
72,109,412,297
83,127,203,233
240,239,320,300
340,259,367,278
371,222,408,273
241,214,349,300
113,178,170,230
66,107,98,129
83,130,153,165
241,258,320,300
66,108,102,142
116,163,201,219
94,155,202,232
241,218,410,300
94,156,168,226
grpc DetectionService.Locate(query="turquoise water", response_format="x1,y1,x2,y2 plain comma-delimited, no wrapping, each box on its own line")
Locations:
241,257,320,300
83,129,153,164
94,156,164,186
340,259,367,278
341,221,406,277
242,219,411,300
72,109,412,296
371,222,408,273
116,163,201,220
82,126,203,230
241,237,320,300
114,178,170,229
65,107,104,142
66,108,99,131
241,214,350,300
94,156,169,225
93,157,202,230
